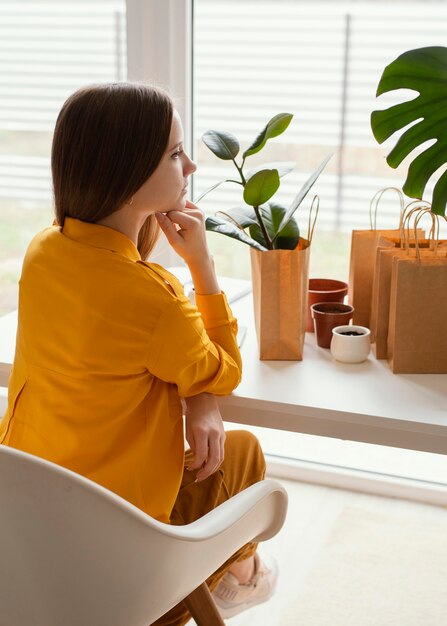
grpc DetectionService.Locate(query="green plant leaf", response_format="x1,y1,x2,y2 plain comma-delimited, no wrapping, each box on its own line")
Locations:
276,154,332,233
243,169,280,206
269,203,300,249
243,113,293,159
275,220,300,249
248,204,276,246
202,130,240,160
248,223,267,247
249,202,300,249
216,206,258,228
194,179,243,204
246,161,295,180
205,215,267,251
371,46,447,216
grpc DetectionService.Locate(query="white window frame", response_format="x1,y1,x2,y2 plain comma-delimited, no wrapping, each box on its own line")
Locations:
126,0,193,265
126,0,193,151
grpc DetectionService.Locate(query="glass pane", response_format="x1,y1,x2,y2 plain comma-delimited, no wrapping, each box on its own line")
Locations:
0,0,126,316
225,424,447,485
193,0,447,483
193,0,447,280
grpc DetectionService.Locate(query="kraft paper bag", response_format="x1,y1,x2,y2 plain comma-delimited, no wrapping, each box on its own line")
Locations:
370,235,434,358
348,229,403,327
250,239,310,360
348,188,408,328
387,254,447,373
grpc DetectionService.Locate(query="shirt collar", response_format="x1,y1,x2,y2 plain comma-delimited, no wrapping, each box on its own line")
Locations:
62,217,141,262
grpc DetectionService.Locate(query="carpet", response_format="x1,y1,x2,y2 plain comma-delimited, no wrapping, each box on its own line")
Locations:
280,507,447,626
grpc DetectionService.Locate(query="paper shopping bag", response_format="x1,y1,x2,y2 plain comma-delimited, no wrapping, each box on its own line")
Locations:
348,188,409,328
348,229,403,327
250,239,310,360
370,236,439,358
387,254,447,373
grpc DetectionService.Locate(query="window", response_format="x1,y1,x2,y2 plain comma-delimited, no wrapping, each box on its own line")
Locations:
2,0,446,486
193,0,447,280
192,0,447,485
0,0,126,316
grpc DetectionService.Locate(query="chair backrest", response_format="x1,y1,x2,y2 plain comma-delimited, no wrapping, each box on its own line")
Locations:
0,445,288,626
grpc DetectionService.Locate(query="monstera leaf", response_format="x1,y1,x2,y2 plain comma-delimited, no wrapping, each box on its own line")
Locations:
371,46,447,216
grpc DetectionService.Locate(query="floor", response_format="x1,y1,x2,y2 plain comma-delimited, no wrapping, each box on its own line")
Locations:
194,477,447,626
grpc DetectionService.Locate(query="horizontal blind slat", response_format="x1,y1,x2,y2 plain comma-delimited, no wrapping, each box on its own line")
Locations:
194,1,447,231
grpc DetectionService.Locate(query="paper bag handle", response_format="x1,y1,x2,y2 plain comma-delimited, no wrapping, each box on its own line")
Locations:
413,210,446,262
369,187,405,230
399,201,432,251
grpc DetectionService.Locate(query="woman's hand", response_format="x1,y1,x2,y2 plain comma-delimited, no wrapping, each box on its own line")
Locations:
183,393,226,482
155,200,211,267
155,200,220,295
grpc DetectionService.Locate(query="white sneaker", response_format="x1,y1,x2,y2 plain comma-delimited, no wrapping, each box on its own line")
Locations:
212,553,278,619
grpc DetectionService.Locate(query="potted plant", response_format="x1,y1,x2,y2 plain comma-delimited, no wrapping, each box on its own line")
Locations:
198,113,331,360
370,46,447,217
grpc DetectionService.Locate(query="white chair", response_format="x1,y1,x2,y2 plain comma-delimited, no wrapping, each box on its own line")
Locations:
0,444,288,625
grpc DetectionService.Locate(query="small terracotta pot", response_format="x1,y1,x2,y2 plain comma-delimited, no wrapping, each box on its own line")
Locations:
306,278,348,332
311,302,354,349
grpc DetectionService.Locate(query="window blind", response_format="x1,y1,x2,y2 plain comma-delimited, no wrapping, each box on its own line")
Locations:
194,1,447,231
0,1,126,206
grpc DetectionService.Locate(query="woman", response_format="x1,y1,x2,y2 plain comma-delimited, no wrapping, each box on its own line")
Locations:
0,83,277,624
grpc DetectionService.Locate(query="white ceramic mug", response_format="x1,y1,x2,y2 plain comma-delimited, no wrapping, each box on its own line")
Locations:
330,325,371,363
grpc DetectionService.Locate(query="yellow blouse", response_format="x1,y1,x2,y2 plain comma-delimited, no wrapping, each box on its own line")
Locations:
0,218,242,523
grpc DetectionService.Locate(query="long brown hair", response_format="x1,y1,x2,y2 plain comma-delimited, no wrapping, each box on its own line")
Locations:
51,83,174,259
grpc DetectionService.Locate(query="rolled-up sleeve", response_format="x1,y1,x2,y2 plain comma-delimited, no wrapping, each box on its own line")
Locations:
145,292,242,397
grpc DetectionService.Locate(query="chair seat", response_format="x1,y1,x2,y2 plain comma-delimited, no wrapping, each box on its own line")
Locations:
0,444,287,626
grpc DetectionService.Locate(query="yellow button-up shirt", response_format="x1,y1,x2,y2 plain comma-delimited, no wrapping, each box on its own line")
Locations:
0,218,242,522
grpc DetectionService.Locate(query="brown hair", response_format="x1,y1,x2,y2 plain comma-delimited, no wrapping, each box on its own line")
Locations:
51,83,174,259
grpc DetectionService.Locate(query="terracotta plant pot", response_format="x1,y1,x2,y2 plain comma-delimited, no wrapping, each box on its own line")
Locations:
306,278,348,332
311,302,354,349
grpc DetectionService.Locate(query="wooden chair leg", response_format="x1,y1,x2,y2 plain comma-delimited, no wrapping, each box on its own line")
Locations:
183,582,225,626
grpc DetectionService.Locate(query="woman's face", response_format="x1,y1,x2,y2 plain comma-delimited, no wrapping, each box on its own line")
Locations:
133,110,197,214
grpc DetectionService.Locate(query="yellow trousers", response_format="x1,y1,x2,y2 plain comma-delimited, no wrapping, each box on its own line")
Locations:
153,430,266,626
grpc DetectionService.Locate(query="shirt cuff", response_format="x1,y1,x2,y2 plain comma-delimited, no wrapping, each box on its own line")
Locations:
194,291,236,329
